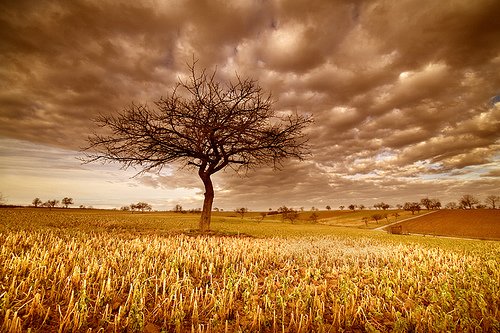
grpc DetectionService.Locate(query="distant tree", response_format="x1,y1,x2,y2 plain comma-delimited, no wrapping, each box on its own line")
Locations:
135,202,152,212
32,197,42,208
361,216,369,227
358,204,366,210
174,204,184,213
339,205,345,210
326,205,331,211
415,203,421,214
459,194,479,210
485,195,500,209
348,204,356,211
120,206,130,211
445,202,458,209
278,206,300,223
62,197,74,208
286,210,300,223
277,206,287,215
420,198,432,210
421,198,440,210
396,204,403,209
83,61,312,232
130,203,138,212
44,199,59,209
213,207,219,212
403,202,420,215
430,199,441,210
383,213,389,223
309,212,319,223
371,213,383,223
235,207,248,219
79,205,85,209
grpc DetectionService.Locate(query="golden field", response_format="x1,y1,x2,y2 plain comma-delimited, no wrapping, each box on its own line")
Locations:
1,208,499,332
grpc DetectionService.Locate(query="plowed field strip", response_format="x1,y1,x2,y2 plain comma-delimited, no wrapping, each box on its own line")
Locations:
383,210,500,240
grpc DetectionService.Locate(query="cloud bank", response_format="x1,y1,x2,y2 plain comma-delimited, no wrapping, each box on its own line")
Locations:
1,0,499,209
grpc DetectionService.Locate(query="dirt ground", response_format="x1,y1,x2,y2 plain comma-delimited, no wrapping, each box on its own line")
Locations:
384,209,500,240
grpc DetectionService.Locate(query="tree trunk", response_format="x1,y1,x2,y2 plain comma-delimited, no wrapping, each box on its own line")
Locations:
199,173,214,232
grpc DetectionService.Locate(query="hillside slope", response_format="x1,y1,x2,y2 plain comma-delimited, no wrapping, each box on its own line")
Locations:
383,209,500,240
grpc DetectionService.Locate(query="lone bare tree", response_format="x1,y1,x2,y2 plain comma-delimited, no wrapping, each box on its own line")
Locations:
83,61,312,232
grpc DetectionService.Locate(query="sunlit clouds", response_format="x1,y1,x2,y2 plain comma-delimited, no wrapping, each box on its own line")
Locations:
0,0,499,210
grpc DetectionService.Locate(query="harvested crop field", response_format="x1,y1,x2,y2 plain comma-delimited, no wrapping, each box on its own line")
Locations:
384,210,500,240
2,208,500,332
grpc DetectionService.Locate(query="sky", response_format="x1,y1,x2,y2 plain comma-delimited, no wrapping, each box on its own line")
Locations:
0,0,499,211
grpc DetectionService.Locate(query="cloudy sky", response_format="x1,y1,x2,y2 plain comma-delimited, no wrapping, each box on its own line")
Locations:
1,0,499,210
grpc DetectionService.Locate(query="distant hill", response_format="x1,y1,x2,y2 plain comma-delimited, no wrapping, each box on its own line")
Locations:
384,209,500,240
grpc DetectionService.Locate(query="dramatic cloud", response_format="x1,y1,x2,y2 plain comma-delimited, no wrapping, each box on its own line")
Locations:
0,0,499,210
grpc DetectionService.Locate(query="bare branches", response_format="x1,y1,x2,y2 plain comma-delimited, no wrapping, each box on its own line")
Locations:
83,61,312,177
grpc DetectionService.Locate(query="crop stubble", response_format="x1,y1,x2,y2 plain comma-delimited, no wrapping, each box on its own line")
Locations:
0,209,499,332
